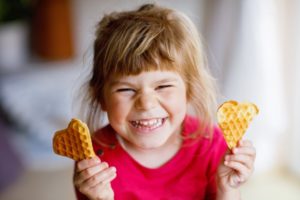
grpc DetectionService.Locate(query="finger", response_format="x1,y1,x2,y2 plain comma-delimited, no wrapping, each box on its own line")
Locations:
238,140,253,148
232,146,256,157
87,171,117,199
77,162,108,184
96,167,117,186
75,162,109,186
222,148,232,159
76,157,101,172
102,168,117,185
76,166,116,194
224,160,252,181
85,167,117,188
225,154,254,169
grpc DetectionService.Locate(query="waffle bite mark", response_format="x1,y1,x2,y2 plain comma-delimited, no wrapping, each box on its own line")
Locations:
53,118,96,161
217,100,259,149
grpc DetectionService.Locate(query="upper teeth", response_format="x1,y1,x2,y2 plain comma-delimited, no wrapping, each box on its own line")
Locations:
131,118,163,127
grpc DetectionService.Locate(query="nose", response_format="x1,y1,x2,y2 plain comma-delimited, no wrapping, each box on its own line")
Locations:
134,91,158,111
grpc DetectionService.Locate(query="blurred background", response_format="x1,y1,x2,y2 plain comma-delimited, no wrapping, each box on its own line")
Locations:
0,0,300,199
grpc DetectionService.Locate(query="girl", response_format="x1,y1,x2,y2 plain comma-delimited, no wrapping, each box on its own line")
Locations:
74,4,256,200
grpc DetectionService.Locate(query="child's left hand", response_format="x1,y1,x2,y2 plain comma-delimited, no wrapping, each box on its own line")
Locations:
217,140,256,192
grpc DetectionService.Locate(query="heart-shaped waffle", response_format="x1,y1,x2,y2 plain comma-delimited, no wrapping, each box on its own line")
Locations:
53,118,95,161
217,100,259,149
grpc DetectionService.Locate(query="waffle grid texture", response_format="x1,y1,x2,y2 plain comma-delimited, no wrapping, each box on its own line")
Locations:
217,101,259,149
53,118,95,161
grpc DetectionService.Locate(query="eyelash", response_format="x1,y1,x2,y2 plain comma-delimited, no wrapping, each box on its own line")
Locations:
116,88,135,92
116,85,173,93
156,85,173,90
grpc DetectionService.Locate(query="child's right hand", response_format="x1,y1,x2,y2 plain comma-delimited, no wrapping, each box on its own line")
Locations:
74,157,117,200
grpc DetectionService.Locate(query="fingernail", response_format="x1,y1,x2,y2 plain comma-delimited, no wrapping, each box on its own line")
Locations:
93,157,100,163
224,161,229,165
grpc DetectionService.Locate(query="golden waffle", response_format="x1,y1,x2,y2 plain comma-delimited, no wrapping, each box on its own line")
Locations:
53,118,95,161
217,100,259,149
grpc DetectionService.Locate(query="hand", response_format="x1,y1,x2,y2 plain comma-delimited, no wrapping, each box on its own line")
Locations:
217,140,256,193
74,157,117,200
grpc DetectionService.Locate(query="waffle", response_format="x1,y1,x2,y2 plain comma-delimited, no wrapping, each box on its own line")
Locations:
217,100,259,149
53,118,95,161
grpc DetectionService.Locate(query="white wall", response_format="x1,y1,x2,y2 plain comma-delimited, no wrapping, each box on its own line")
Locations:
71,0,204,61
286,0,300,177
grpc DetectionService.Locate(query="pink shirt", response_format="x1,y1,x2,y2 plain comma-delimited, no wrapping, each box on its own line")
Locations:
76,116,227,200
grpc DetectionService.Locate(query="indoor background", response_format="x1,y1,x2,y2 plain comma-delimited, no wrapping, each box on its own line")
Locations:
0,0,300,199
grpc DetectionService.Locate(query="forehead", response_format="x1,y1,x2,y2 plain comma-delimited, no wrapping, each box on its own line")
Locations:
109,70,184,85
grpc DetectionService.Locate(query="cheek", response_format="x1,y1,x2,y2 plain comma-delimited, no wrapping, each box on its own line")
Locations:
162,91,187,113
172,98,187,114
106,97,131,121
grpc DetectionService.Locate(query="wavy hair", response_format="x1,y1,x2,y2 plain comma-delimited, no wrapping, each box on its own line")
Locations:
81,4,217,139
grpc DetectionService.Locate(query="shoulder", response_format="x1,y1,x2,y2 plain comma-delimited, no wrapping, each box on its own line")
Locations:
183,115,227,157
210,125,228,156
91,125,118,155
211,125,227,149
183,115,225,141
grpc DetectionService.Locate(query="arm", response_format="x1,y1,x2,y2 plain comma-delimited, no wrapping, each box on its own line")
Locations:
73,157,117,200
216,140,256,200
216,188,240,200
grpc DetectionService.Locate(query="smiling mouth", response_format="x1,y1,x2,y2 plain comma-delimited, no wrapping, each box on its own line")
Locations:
130,117,167,131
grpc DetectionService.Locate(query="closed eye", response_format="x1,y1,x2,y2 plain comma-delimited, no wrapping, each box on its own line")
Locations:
156,85,173,90
116,88,135,93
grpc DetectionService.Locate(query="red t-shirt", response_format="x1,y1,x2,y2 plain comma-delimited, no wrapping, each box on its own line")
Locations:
75,116,227,200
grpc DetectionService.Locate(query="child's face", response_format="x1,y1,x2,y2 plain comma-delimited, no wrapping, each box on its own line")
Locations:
103,70,187,150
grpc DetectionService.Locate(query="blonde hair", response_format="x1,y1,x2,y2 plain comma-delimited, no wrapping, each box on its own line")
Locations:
82,4,217,138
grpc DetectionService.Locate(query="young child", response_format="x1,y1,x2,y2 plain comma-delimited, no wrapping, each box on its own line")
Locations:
73,4,256,200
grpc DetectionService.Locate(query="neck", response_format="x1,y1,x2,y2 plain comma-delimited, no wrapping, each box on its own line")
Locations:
117,133,182,168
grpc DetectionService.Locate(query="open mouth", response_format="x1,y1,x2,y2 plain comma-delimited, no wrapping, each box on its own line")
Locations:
130,117,167,131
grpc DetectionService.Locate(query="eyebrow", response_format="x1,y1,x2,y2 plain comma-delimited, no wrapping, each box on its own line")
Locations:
154,78,179,84
109,81,134,87
110,78,179,87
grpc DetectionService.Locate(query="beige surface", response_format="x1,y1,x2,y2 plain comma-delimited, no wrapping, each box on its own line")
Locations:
241,169,300,200
1,167,300,200
0,167,76,200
